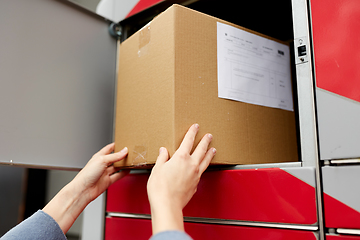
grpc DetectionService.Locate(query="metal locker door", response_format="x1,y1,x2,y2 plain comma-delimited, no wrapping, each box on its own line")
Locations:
311,0,360,161
322,166,360,235
0,0,117,169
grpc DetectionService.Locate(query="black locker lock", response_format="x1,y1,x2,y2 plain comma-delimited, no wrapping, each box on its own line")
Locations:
298,45,307,57
295,37,309,64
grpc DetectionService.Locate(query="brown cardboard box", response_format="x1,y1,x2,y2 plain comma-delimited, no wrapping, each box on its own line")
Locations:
114,4,298,168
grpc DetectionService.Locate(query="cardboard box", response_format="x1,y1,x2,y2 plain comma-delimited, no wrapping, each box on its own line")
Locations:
114,4,298,168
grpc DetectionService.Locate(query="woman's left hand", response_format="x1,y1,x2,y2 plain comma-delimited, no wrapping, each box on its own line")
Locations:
43,143,129,234
73,143,129,203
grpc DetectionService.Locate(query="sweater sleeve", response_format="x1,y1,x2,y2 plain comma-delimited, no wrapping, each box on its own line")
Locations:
149,231,193,240
0,210,67,240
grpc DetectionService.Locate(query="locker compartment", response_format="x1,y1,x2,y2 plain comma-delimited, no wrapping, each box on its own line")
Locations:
115,0,325,169
107,167,317,225
0,0,313,169
105,216,318,240
114,4,299,168
322,166,360,229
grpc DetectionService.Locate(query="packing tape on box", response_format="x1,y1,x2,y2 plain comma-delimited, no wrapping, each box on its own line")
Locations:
133,145,147,162
138,23,151,57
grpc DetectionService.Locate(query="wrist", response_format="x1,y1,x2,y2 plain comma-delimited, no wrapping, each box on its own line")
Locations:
150,199,185,235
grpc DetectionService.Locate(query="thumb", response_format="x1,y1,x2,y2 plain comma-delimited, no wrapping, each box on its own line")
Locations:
155,147,169,165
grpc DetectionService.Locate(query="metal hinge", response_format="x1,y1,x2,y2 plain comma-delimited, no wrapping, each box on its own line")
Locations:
109,22,122,39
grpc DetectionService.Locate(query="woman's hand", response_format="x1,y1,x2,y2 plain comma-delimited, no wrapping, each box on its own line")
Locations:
73,143,129,203
43,143,129,234
147,124,216,234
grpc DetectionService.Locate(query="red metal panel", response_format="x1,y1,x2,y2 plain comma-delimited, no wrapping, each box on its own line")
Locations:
326,235,360,240
107,173,151,214
105,217,317,240
311,0,360,103
105,217,152,240
107,168,317,224
324,193,360,229
125,0,164,18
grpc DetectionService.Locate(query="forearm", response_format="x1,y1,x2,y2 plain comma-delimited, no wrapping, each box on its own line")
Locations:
43,181,90,234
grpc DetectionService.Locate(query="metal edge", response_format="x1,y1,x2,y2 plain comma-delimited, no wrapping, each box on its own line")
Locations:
0,161,81,171
106,212,318,231
306,0,326,239
291,0,324,239
213,162,302,171
124,162,302,174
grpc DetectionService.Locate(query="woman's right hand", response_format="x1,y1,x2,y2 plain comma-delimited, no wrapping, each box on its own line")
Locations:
147,123,216,235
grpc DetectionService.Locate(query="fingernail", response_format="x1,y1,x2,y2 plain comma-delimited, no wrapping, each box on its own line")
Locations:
212,148,217,155
194,123,199,129
120,147,128,153
159,147,165,154
208,133,213,140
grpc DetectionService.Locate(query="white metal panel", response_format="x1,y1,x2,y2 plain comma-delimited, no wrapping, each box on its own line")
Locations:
322,166,360,213
283,166,316,187
81,193,106,240
316,89,360,160
96,0,139,22
291,0,319,168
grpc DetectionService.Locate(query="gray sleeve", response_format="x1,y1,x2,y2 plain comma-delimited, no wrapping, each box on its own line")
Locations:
149,231,193,240
0,210,67,240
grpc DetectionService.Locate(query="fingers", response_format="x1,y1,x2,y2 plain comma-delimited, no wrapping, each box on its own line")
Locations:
102,147,128,165
178,124,199,153
191,133,213,163
94,143,115,157
155,147,169,165
199,148,216,174
177,124,215,170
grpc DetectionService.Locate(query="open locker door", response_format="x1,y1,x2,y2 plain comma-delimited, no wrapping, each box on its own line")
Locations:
0,0,117,169
0,1,118,239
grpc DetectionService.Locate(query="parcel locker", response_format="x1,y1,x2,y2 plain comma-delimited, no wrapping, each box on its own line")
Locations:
0,0,318,239
2,0,360,239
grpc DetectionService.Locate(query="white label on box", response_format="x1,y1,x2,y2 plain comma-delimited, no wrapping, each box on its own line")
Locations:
217,22,293,111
